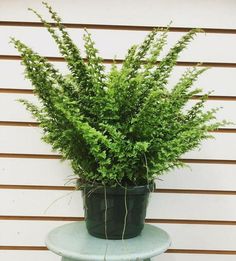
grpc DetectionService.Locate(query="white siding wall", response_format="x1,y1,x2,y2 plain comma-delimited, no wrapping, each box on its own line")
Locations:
0,0,236,260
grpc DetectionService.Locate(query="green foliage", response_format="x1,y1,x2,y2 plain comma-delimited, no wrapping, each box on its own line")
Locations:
11,3,228,187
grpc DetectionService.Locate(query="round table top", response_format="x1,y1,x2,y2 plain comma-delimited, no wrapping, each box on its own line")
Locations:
46,221,171,261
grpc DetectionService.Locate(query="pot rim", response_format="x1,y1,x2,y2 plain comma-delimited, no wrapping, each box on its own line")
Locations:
82,182,155,195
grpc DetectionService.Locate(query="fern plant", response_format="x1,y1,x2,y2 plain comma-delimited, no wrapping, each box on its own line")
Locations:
11,2,227,187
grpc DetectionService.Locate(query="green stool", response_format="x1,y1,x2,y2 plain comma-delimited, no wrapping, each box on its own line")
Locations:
46,221,171,261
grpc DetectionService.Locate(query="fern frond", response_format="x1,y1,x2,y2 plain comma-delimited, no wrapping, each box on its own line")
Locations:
11,4,229,186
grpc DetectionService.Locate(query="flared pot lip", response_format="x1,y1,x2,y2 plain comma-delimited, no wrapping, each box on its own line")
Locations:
82,182,155,195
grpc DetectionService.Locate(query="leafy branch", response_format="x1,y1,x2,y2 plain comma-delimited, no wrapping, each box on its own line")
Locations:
11,3,229,187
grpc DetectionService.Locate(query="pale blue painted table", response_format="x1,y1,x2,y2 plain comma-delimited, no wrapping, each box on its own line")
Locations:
46,221,171,261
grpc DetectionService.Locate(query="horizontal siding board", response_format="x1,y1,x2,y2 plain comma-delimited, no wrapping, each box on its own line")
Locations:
167,66,236,97
1,190,236,220
185,100,235,129
1,27,236,63
158,254,236,261
1,159,236,191
0,126,56,155
182,133,236,160
0,0,236,29
0,126,235,160
1,220,236,250
0,251,59,261
0,190,84,217
157,223,236,250
159,164,236,190
0,158,73,186
0,220,66,246
1,61,236,98
0,60,69,89
0,94,38,122
147,194,236,220
0,93,235,127
0,252,236,261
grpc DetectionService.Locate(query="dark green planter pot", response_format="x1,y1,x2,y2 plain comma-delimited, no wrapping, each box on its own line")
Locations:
82,184,154,239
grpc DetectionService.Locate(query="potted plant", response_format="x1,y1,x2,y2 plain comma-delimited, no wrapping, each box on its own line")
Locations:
11,2,227,239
